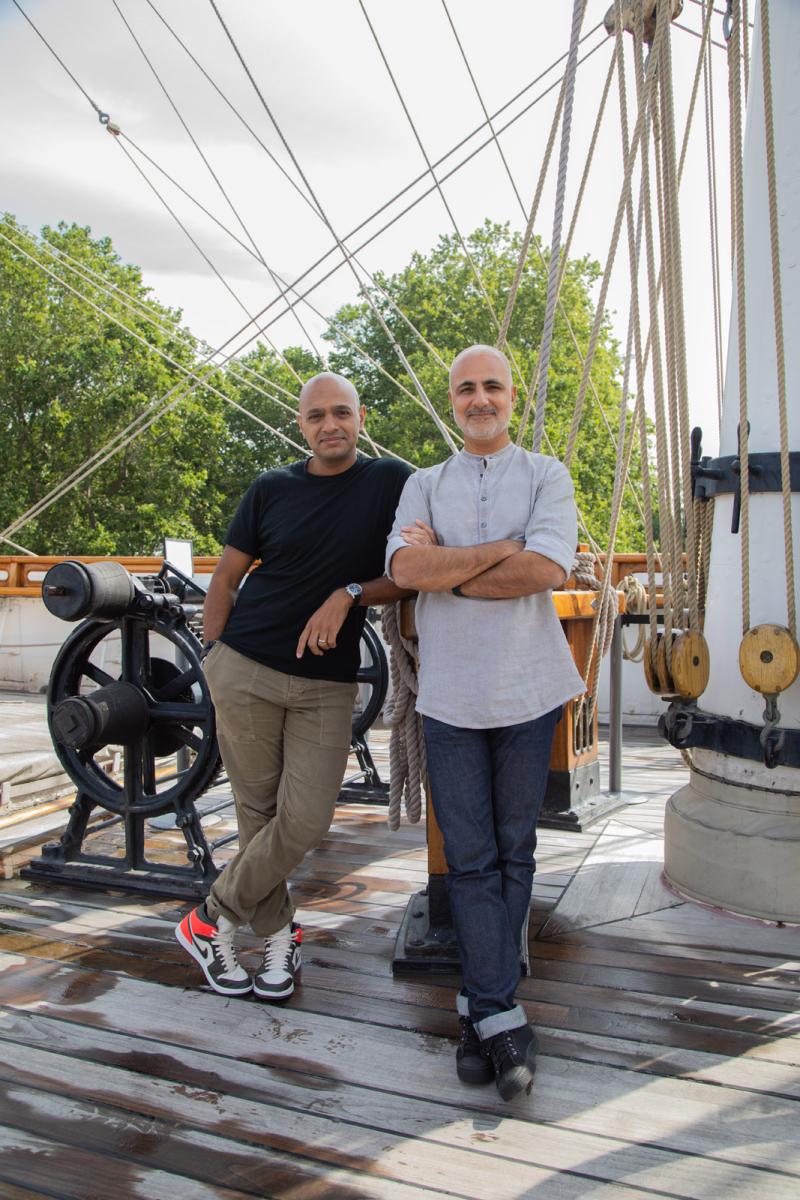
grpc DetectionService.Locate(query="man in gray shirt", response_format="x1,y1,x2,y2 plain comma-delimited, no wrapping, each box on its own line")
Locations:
387,344,584,1101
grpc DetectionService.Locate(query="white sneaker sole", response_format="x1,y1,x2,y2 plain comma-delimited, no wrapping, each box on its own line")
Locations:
175,923,253,996
252,951,300,1001
252,978,295,1000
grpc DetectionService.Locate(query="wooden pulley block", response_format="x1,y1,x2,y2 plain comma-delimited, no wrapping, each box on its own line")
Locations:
738,625,800,695
670,631,710,700
604,1,683,43
643,634,663,695
656,632,677,695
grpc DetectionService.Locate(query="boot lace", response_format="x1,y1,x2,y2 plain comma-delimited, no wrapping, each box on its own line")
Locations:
458,1016,480,1052
489,1030,520,1072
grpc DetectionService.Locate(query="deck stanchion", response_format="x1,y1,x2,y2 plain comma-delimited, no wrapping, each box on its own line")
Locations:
609,615,623,794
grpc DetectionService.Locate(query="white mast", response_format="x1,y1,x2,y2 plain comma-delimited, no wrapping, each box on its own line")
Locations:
664,0,800,920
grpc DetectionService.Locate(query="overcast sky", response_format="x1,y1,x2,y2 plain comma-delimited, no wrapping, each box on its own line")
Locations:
1,0,733,454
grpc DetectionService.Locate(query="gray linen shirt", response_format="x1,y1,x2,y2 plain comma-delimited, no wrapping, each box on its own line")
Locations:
385,443,586,728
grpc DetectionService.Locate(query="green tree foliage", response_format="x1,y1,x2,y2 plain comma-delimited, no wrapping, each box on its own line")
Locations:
0,215,231,555
326,221,645,549
0,214,646,557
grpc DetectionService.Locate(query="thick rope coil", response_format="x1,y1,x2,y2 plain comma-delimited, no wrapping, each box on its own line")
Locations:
618,574,648,662
382,603,425,831
571,551,617,663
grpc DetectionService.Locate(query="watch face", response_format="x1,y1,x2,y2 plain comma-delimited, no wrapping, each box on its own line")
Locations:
347,584,362,600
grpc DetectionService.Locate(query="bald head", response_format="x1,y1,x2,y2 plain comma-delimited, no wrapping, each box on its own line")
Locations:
297,371,365,476
448,344,513,390
299,371,359,414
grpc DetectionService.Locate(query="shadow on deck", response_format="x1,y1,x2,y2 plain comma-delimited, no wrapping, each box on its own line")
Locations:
0,727,799,1198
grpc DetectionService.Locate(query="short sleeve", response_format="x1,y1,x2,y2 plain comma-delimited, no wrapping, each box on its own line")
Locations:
224,477,264,558
523,460,577,577
385,471,430,580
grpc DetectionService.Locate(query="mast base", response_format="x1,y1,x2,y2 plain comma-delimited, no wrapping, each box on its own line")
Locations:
664,755,800,923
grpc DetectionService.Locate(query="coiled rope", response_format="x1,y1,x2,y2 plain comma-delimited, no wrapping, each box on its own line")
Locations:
382,603,426,831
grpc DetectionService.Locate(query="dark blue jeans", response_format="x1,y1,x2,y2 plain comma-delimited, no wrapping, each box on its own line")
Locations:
423,707,561,1038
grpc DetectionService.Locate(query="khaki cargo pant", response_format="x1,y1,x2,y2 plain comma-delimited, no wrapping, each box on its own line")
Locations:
203,642,357,937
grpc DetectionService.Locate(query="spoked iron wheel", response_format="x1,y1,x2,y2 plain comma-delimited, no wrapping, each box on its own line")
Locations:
47,614,220,819
353,619,389,740
25,611,223,897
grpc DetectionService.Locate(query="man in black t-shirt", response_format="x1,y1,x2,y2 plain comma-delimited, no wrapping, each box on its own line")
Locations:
176,373,412,1000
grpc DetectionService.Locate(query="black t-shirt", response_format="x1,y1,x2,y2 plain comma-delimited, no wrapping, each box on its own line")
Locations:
220,455,412,682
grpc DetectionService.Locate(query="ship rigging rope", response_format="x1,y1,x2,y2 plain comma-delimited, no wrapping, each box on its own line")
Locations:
5,0,736,708
113,0,322,367
207,0,458,454
531,0,587,455
356,0,627,519
759,0,796,641
703,13,725,426
113,135,464,443
357,0,524,390
5,217,610,569
0,226,413,544
660,0,701,639
11,227,406,471
381,602,425,830
729,0,751,635
11,0,607,441
146,0,608,357
578,0,649,714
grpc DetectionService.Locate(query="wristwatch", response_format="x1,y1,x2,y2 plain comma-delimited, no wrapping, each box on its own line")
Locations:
200,639,217,660
345,583,363,606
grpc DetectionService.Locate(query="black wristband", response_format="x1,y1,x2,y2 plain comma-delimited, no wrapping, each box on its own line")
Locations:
452,585,465,597
200,639,217,660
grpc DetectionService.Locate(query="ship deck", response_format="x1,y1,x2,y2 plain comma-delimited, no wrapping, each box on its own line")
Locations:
1,727,799,1199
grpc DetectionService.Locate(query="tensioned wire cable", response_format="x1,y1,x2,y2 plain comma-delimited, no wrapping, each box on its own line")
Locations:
3,5,623,556
207,0,458,452
10,0,608,381
113,0,322,367
438,3,648,532
8,0,466,446
154,6,609,359
0,223,414,543
15,227,399,453
102,131,461,440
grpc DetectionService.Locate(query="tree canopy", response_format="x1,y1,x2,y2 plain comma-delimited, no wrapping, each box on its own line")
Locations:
0,215,645,556
0,215,232,555
326,221,644,548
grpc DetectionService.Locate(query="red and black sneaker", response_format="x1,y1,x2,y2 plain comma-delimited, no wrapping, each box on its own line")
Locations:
253,921,302,1001
175,905,252,996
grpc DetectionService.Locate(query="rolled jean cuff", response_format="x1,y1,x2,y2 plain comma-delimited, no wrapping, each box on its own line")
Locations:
456,990,470,1017
475,1004,527,1041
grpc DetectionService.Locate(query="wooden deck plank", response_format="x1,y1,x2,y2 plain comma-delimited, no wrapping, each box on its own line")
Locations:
3,951,800,1179
0,1024,793,1200
0,1041,695,1200
0,1112,432,1200
1,728,797,1198
4,913,799,1067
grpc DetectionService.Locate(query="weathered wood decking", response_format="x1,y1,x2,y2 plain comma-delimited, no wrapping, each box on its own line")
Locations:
1,728,799,1199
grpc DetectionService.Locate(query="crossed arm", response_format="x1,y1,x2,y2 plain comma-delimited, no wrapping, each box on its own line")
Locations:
390,521,567,599
203,545,412,659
